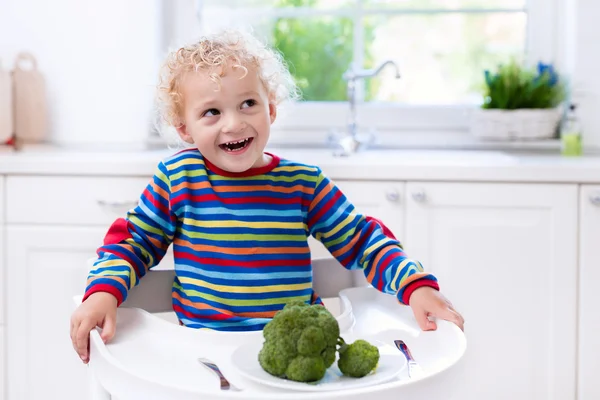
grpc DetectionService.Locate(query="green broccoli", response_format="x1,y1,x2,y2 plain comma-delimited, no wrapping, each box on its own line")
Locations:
337,338,380,378
258,300,340,382
259,300,381,382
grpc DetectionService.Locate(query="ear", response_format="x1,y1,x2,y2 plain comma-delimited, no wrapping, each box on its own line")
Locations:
176,124,194,144
269,103,277,124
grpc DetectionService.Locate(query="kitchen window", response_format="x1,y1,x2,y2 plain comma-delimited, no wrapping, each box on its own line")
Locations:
164,0,562,146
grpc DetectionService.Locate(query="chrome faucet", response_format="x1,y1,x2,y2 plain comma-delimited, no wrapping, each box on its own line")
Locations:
329,60,401,156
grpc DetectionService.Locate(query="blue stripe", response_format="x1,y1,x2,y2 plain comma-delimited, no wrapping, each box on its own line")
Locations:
175,264,312,280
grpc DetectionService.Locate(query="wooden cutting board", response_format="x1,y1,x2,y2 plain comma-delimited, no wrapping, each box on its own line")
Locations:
13,52,48,144
0,59,12,144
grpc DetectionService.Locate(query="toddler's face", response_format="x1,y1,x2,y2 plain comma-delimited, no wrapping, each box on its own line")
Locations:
176,64,276,173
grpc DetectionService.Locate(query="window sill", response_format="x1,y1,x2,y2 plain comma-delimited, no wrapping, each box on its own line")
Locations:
266,128,565,154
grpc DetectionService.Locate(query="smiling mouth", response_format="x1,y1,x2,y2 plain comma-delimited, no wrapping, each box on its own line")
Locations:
219,137,253,152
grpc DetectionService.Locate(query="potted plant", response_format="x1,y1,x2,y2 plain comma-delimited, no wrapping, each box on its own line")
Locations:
470,61,567,141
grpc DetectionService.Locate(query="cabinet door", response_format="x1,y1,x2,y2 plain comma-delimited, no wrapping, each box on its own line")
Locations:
308,181,405,260
1,176,4,323
405,182,578,400
578,185,600,400
0,327,4,400
6,227,107,400
0,177,4,400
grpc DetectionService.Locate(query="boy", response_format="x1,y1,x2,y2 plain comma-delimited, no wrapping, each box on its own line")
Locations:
70,30,464,363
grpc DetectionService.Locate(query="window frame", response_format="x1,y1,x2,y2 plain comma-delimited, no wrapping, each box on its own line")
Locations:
191,0,562,140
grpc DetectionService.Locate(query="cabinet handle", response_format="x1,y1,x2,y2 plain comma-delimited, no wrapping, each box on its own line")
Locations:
411,190,427,203
591,193,600,206
386,190,401,203
97,200,138,210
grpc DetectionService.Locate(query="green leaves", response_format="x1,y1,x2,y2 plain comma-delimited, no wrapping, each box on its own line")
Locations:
271,0,377,101
482,60,566,110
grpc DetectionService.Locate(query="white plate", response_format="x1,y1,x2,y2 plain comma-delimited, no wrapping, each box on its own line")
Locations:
230,333,407,392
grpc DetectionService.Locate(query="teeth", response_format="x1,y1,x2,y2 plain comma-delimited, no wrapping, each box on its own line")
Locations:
225,138,249,146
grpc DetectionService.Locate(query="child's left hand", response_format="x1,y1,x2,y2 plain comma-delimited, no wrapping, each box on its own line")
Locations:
409,286,465,331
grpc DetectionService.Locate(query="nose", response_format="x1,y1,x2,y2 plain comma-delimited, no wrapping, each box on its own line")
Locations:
221,112,246,135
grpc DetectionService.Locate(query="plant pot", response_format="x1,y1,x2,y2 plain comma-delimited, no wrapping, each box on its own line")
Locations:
469,107,563,141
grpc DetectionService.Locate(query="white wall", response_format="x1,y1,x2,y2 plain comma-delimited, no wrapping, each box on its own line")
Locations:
0,0,162,147
1,0,599,150
573,0,600,149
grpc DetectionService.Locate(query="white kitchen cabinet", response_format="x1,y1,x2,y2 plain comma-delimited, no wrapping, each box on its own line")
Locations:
0,176,4,324
0,176,4,400
308,180,405,259
0,327,4,400
578,185,600,400
6,226,107,400
6,176,149,226
405,182,578,400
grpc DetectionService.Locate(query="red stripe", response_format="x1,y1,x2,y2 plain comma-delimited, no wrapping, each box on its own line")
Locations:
176,251,310,268
82,283,124,306
204,152,281,177
99,246,144,279
365,216,397,240
173,304,235,321
143,187,169,217
340,223,376,266
402,279,440,305
172,192,309,207
376,251,397,291
309,190,342,227
102,218,132,246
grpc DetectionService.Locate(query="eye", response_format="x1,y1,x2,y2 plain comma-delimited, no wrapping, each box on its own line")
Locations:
241,99,257,109
202,108,220,117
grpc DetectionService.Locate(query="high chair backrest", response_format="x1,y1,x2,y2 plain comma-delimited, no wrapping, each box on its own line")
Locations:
111,257,368,313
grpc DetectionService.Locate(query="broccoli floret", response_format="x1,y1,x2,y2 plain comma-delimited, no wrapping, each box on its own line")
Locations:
259,300,380,382
258,301,340,382
337,338,380,378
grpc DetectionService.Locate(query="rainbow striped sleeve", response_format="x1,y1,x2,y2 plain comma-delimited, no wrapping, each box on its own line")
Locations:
83,161,176,305
308,169,438,305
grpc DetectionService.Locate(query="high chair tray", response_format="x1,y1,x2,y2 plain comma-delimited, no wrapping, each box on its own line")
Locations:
85,286,466,400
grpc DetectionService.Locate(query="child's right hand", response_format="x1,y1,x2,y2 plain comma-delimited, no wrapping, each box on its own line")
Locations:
70,292,118,364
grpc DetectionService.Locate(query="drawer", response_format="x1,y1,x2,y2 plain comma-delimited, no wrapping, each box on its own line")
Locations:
7,176,150,225
0,327,4,400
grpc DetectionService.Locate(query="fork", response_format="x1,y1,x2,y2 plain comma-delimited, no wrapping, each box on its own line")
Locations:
198,357,243,391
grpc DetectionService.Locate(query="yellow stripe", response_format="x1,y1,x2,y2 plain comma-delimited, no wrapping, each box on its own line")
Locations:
391,259,416,289
155,166,170,188
95,260,139,286
327,230,353,247
185,219,303,230
96,259,131,269
129,215,164,236
322,214,354,239
170,157,205,171
360,237,388,264
171,168,207,181
174,283,307,306
214,174,315,183
273,165,317,173
180,228,306,241
179,276,311,294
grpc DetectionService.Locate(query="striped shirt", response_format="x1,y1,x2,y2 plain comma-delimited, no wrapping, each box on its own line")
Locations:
83,149,438,331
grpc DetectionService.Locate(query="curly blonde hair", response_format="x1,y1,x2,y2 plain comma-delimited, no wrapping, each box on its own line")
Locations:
156,30,299,128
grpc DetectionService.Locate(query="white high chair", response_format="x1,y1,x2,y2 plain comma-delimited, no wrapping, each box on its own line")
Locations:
76,258,467,400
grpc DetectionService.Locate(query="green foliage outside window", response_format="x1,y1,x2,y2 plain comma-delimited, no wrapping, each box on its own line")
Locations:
271,0,377,101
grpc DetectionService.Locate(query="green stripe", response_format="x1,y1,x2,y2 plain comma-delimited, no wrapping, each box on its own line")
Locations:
174,283,308,306
210,173,316,183
179,228,306,242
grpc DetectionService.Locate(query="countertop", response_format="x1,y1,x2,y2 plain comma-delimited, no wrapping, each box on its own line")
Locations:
0,145,599,183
